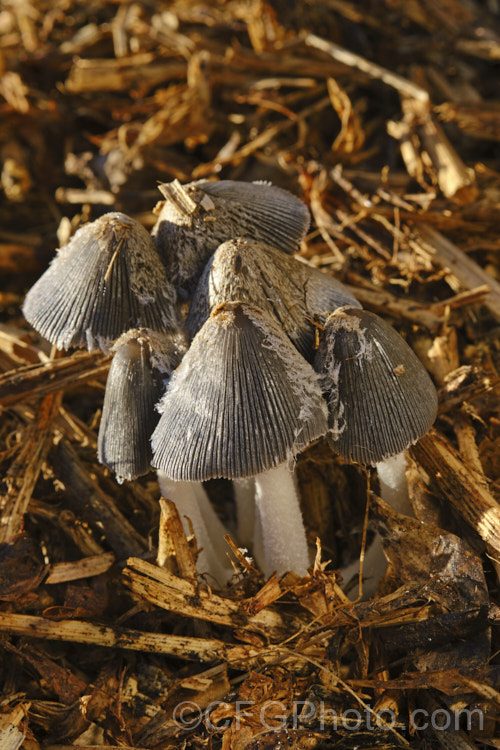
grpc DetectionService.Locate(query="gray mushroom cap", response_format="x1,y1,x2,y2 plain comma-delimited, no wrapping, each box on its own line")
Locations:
23,212,178,352
98,328,187,483
314,307,438,465
151,179,310,294
151,302,328,481
186,237,361,361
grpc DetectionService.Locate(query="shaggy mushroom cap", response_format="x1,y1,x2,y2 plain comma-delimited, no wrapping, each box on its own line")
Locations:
151,301,328,481
186,237,361,361
314,307,438,465
98,328,187,483
151,179,311,295
23,212,178,352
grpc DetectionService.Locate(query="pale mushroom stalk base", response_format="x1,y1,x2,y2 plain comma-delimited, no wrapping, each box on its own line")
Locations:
253,463,310,578
157,471,233,584
252,501,265,575
342,451,411,598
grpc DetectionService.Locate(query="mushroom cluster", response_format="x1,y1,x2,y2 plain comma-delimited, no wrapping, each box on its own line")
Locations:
23,179,438,585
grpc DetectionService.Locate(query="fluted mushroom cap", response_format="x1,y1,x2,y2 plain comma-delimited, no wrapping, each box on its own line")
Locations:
152,302,328,481
152,179,310,293
186,237,361,361
98,328,187,483
314,307,438,465
23,212,178,352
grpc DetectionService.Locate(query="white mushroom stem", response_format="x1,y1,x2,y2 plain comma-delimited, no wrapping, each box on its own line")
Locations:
252,501,265,575
233,478,256,548
157,472,233,584
375,451,412,515
343,451,412,598
253,463,310,578
341,534,386,596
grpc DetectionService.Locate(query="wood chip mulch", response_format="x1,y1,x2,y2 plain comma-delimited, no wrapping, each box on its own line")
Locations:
1,1,500,748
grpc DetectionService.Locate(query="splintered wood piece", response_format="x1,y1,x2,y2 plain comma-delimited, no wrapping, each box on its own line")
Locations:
0,612,260,666
45,553,115,584
416,109,478,202
387,118,426,187
0,703,30,750
386,81,478,202
157,497,177,572
454,413,486,481
412,429,500,557
244,575,283,615
157,498,197,580
427,324,460,386
123,557,296,635
123,557,245,626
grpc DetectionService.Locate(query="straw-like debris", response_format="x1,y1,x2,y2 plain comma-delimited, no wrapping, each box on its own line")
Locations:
1,1,500,748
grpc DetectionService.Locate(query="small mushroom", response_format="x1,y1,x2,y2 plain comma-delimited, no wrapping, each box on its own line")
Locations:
23,212,178,352
152,302,328,577
314,307,438,465
95,328,228,581
186,237,360,565
151,179,310,294
97,328,186,483
314,307,438,593
186,237,360,361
